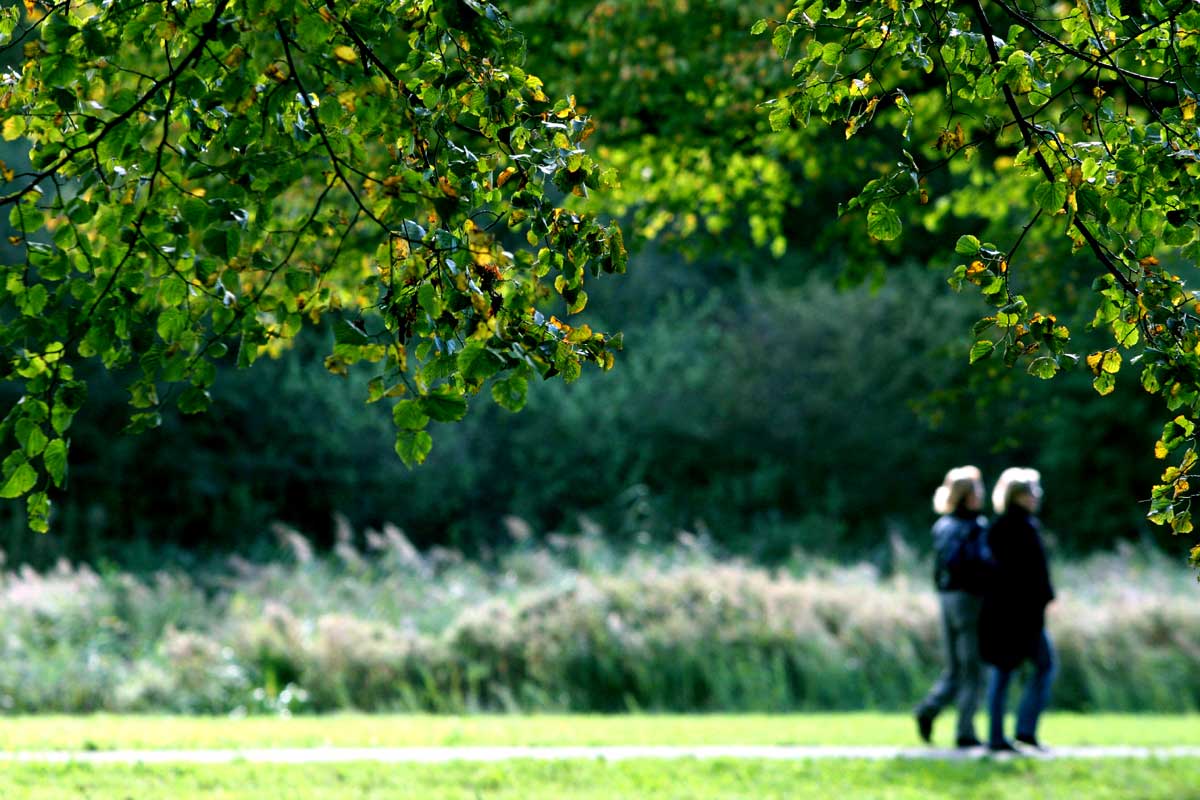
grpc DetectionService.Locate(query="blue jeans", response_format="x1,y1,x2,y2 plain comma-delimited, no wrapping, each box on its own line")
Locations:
987,630,1055,745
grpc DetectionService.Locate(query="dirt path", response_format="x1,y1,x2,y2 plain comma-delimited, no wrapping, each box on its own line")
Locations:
4,745,1200,764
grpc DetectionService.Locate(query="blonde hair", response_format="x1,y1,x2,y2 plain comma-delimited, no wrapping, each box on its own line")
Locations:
932,466,984,515
992,467,1042,514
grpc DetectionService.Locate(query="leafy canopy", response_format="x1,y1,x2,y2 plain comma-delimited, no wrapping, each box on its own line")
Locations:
762,0,1200,562
0,0,625,530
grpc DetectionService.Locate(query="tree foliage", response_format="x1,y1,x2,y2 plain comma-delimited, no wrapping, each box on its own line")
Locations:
0,0,625,530
513,1,799,259
762,0,1200,562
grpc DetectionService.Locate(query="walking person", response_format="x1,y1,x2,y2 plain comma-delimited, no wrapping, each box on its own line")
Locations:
979,467,1056,753
914,465,991,748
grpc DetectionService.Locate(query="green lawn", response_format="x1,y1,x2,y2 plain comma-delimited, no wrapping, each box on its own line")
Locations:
3,714,1199,799
0,712,1196,751
3,759,1200,800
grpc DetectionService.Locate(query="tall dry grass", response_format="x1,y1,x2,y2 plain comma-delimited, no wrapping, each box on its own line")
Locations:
0,520,1194,713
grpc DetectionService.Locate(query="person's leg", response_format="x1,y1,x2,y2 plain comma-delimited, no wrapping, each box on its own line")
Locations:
1016,630,1055,743
986,665,1012,747
952,594,983,744
916,593,961,732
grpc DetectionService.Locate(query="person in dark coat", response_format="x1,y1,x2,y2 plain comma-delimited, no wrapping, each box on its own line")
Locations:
914,465,989,748
979,467,1055,753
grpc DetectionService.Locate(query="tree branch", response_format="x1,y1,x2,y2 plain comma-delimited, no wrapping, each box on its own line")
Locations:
992,0,1176,89
0,0,231,208
277,22,396,237
971,0,1139,294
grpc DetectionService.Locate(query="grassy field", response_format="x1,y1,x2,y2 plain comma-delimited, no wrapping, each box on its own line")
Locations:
0,712,1197,750
3,714,1199,799
3,759,1200,799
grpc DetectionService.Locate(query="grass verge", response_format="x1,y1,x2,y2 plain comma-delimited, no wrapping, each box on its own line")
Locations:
3,758,1200,799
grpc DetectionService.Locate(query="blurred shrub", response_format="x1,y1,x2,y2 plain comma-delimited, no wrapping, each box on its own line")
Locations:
0,528,1193,714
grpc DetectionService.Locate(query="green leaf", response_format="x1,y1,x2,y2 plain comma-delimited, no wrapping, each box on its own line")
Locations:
955,235,981,255
51,405,74,436
1142,366,1161,394
333,319,370,346
156,308,189,341
418,283,442,317
771,23,794,58
0,460,36,499
43,439,68,488
1093,371,1117,396
202,226,232,259
177,387,211,414
768,102,792,131
392,399,430,431
491,374,528,412
284,269,311,294
26,491,50,534
1026,357,1059,379
366,376,386,403
458,343,505,381
969,340,995,364
15,419,48,457
1033,181,1068,214
866,204,901,241
420,391,468,423
394,430,433,467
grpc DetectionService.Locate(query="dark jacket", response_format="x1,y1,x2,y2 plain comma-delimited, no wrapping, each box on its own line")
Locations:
978,508,1055,670
932,509,990,593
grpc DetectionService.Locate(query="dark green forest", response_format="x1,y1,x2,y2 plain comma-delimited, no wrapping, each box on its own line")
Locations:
0,247,1167,567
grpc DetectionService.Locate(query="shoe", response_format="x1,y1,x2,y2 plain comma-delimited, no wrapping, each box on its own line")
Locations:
987,739,1019,753
915,710,935,744
955,736,983,748
1015,733,1044,750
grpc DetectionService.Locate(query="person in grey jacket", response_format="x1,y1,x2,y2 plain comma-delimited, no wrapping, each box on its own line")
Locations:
914,465,990,748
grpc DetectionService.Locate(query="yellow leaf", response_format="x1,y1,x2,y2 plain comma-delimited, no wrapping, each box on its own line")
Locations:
22,0,45,22
2,115,25,141
1184,96,1197,121
1101,349,1122,374
333,45,358,65
1156,440,1169,459
1086,351,1104,375
565,324,593,343
496,167,517,188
